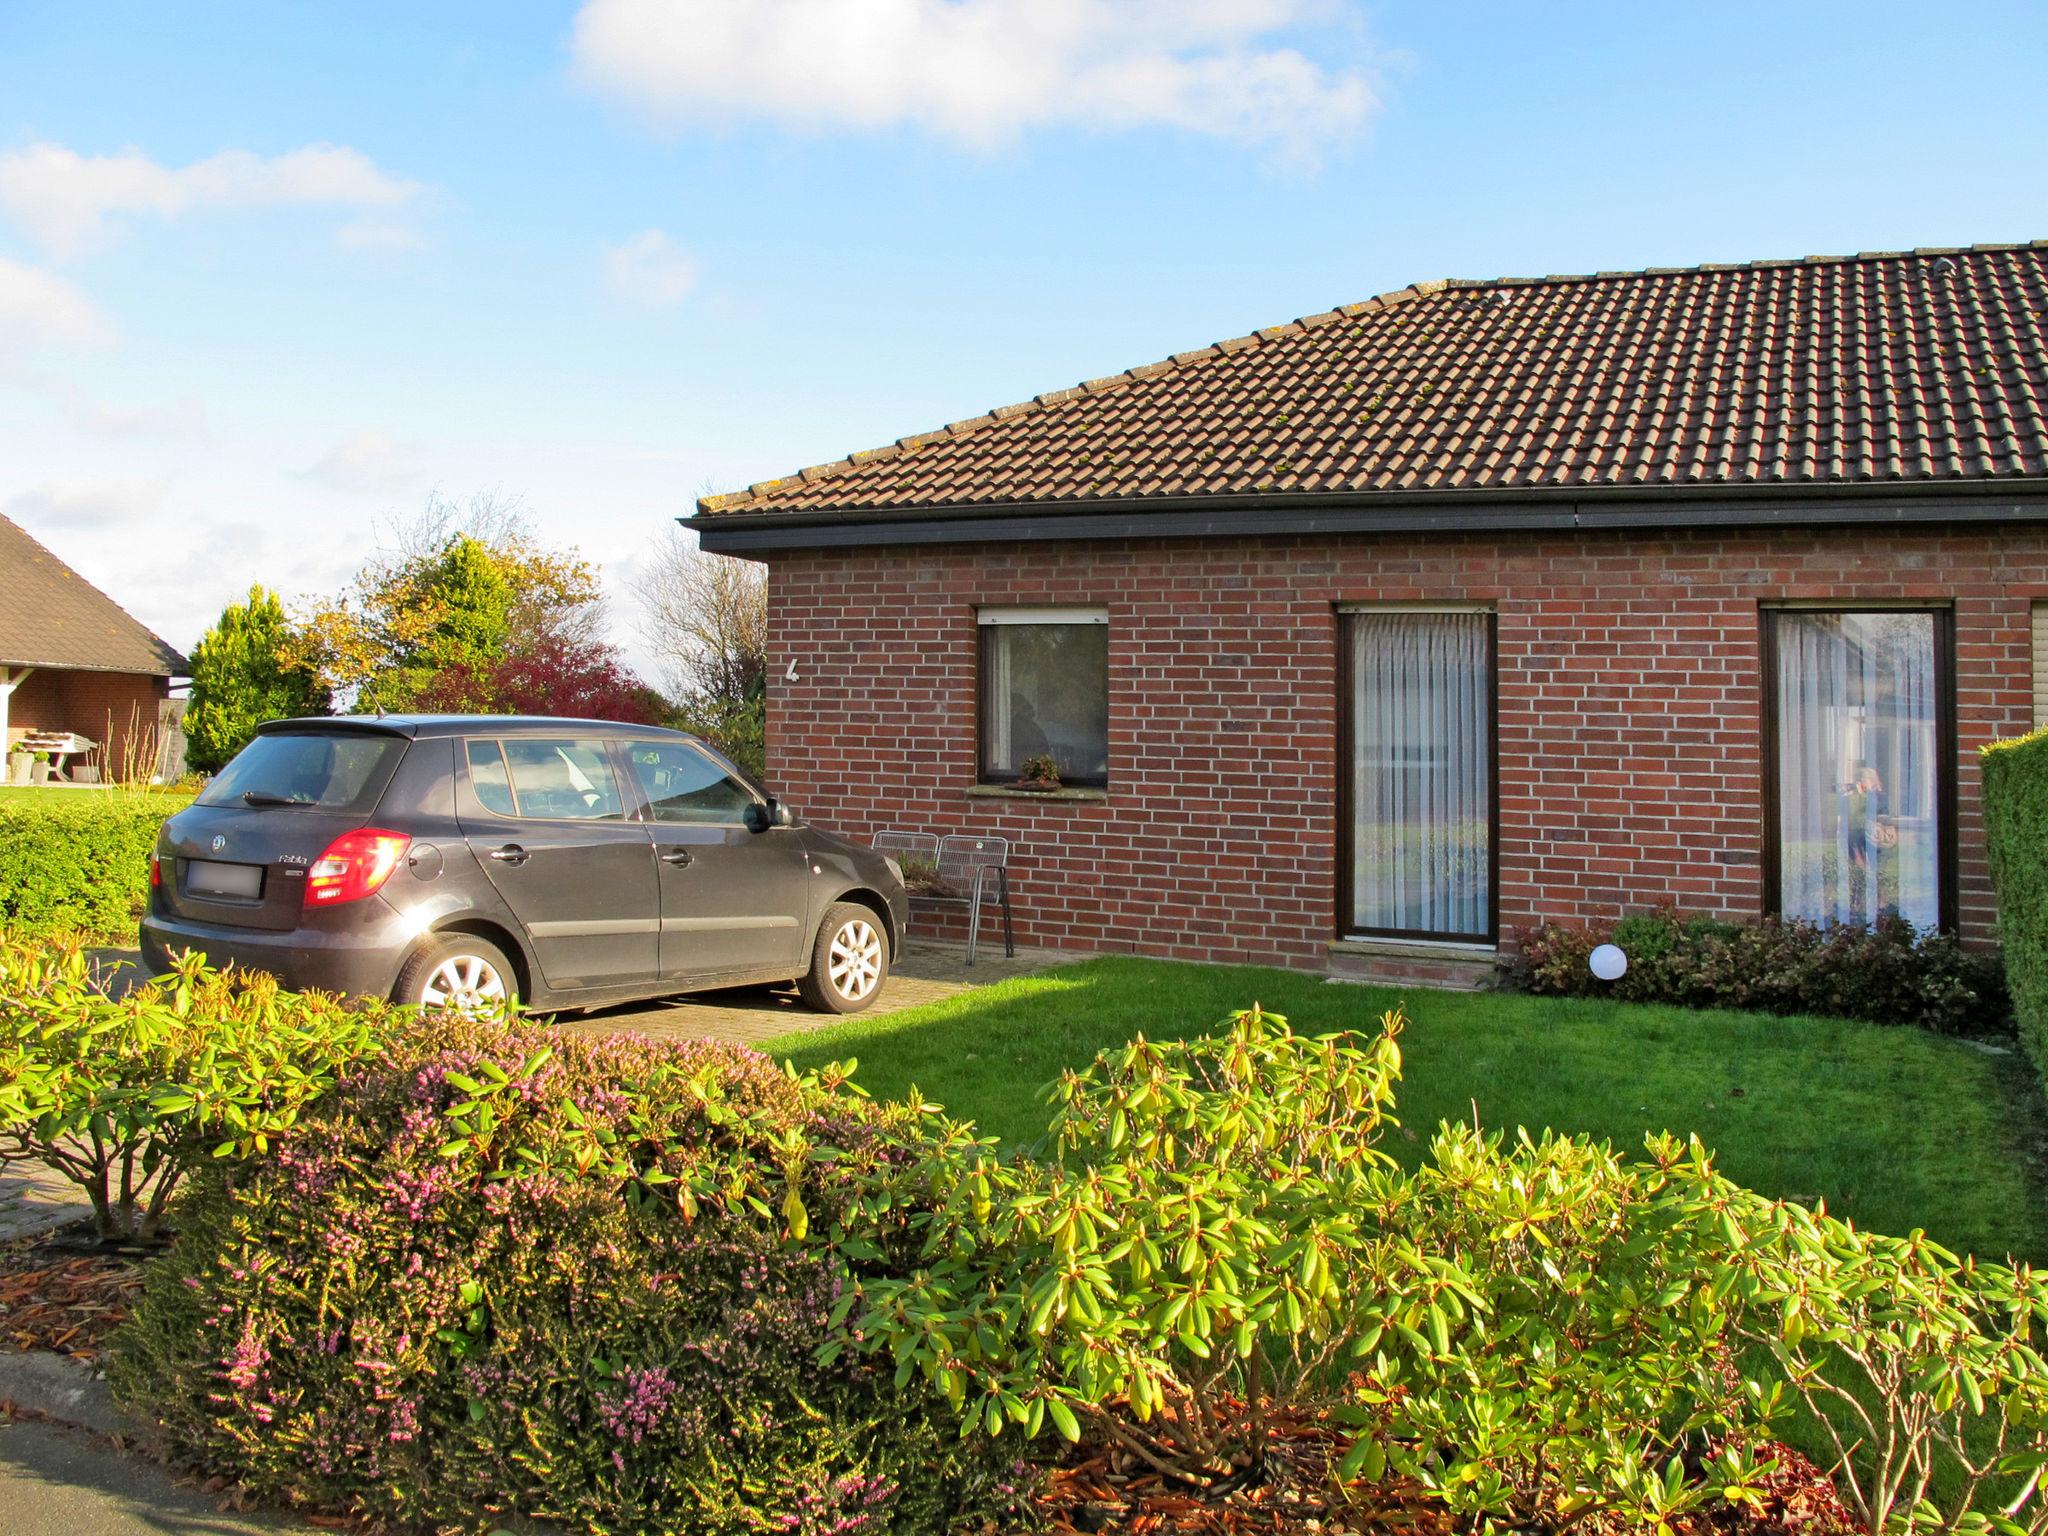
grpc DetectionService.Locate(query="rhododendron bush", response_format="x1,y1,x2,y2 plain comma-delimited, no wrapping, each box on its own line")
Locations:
111,1016,1031,1536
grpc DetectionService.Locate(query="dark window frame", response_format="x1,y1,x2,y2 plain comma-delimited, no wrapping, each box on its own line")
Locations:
975,612,1111,789
1759,604,1959,933
1335,607,1500,946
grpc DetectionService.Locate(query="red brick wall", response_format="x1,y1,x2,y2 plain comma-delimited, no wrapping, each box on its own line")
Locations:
761,526,2048,968
7,668,171,779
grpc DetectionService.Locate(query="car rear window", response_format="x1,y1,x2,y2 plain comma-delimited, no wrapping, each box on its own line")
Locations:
197,733,405,812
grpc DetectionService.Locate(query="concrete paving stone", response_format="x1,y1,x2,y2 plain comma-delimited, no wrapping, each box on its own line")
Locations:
558,937,1083,1050
0,1415,304,1536
0,1162,92,1243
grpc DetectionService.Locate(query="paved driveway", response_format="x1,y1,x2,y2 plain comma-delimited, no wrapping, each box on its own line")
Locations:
89,939,1081,1053
557,938,1080,1050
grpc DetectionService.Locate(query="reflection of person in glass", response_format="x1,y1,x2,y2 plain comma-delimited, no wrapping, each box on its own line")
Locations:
1009,694,1050,767
1841,763,1887,920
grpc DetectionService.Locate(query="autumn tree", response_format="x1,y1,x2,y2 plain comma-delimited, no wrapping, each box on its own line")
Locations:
184,586,330,773
632,526,767,774
294,493,610,712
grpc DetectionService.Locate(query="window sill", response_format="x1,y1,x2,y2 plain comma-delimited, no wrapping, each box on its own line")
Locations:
965,784,1109,803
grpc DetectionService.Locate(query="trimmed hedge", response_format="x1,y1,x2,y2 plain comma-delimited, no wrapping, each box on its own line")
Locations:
1983,727,2048,1089
0,791,188,942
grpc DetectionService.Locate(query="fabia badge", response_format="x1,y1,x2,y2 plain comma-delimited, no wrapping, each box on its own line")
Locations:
211,835,227,853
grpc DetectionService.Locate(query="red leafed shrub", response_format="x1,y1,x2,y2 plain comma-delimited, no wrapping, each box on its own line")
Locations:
413,629,665,722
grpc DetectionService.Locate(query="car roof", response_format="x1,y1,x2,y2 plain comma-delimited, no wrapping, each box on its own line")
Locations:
255,714,703,743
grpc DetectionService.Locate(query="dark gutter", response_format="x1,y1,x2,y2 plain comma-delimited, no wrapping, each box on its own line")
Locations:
689,479,2048,555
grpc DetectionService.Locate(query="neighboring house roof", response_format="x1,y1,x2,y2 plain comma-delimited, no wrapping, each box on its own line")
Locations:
0,515,187,675
695,243,2048,536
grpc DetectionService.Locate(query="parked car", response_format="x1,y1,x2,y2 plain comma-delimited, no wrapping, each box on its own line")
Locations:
141,716,908,1014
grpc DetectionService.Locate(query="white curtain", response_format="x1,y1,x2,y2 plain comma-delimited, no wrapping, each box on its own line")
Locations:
1773,611,1940,931
1348,612,1492,937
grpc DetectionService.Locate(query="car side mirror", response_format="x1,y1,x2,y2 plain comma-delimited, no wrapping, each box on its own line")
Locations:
745,798,795,833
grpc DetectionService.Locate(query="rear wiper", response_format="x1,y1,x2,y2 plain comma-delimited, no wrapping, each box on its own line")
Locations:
240,791,307,807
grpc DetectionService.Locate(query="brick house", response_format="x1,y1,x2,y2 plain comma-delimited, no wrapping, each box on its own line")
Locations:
0,514,186,780
690,244,2048,985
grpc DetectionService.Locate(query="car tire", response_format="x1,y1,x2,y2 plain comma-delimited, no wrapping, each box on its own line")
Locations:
798,902,890,1014
394,934,519,1015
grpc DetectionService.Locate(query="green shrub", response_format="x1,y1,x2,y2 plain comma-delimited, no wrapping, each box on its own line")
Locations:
1984,727,2048,1090
838,1006,1410,1487
1511,908,2010,1035
1727,1188,2048,1535
112,1015,1029,1536
0,940,386,1240
845,1004,2048,1533
0,791,188,942
1349,1126,1779,1529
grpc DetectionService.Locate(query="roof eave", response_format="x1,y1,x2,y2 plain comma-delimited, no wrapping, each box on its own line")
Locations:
0,654,185,678
689,477,2048,555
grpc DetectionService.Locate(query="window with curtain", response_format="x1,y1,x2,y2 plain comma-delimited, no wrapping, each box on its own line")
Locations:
1768,610,1947,932
2033,601,2047,728
1344,610,1493,939
978,609,1109,785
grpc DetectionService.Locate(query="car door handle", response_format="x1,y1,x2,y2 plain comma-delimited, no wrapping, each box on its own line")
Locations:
659,848,693,867
489,844,529,866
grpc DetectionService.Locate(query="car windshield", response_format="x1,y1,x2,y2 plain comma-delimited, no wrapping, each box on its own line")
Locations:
197,733,405,812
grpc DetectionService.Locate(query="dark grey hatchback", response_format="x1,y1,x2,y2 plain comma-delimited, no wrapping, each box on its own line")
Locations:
142,716,909,1014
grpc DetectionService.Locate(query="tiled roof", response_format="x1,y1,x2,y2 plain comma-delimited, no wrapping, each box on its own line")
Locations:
698,243,2048,520
0,516,186,675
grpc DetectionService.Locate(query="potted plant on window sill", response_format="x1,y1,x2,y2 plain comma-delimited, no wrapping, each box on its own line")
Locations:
1010,754,1063,793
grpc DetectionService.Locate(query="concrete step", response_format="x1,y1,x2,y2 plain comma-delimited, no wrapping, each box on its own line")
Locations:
1326,938,1500,992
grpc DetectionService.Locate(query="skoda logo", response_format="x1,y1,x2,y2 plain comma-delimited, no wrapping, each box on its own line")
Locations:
210,835,227,853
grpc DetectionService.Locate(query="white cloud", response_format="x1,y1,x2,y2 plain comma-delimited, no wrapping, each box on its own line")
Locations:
604,229,698,308
301,430,425,497
569,0,1377,157
4,476,164,532
0,141,423,256
0,256,112,352
336,219,428,253
66,394,207,441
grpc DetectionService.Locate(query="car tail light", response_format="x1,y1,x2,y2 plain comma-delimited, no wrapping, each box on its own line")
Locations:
306,829,412,906
149,851,162,888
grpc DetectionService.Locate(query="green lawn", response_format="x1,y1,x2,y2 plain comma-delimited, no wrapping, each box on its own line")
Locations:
766,957,2048,1265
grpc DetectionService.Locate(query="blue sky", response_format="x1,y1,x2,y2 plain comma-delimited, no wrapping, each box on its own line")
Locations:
1,0,2043,678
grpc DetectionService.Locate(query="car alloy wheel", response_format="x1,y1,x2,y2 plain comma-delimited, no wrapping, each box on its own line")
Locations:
827,917,883,1003
419,953,508,1013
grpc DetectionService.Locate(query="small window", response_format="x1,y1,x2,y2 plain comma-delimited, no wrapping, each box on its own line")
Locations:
978,608,1109,786
624,739,757,824
465,740,517,817
2034,602,2047,729
472,737,625,821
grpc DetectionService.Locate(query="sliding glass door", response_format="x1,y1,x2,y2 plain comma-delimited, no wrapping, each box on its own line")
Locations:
1766,609,1951,932
1342,610,1494,940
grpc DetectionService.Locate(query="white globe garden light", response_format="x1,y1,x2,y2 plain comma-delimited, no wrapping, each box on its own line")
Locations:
1589,943,1629,983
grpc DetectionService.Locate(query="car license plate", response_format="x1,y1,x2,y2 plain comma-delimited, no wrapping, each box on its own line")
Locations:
186,860,263,899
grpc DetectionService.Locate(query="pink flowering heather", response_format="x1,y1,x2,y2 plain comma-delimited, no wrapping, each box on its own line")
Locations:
219,1323,269,1392
597,1366,677,1444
